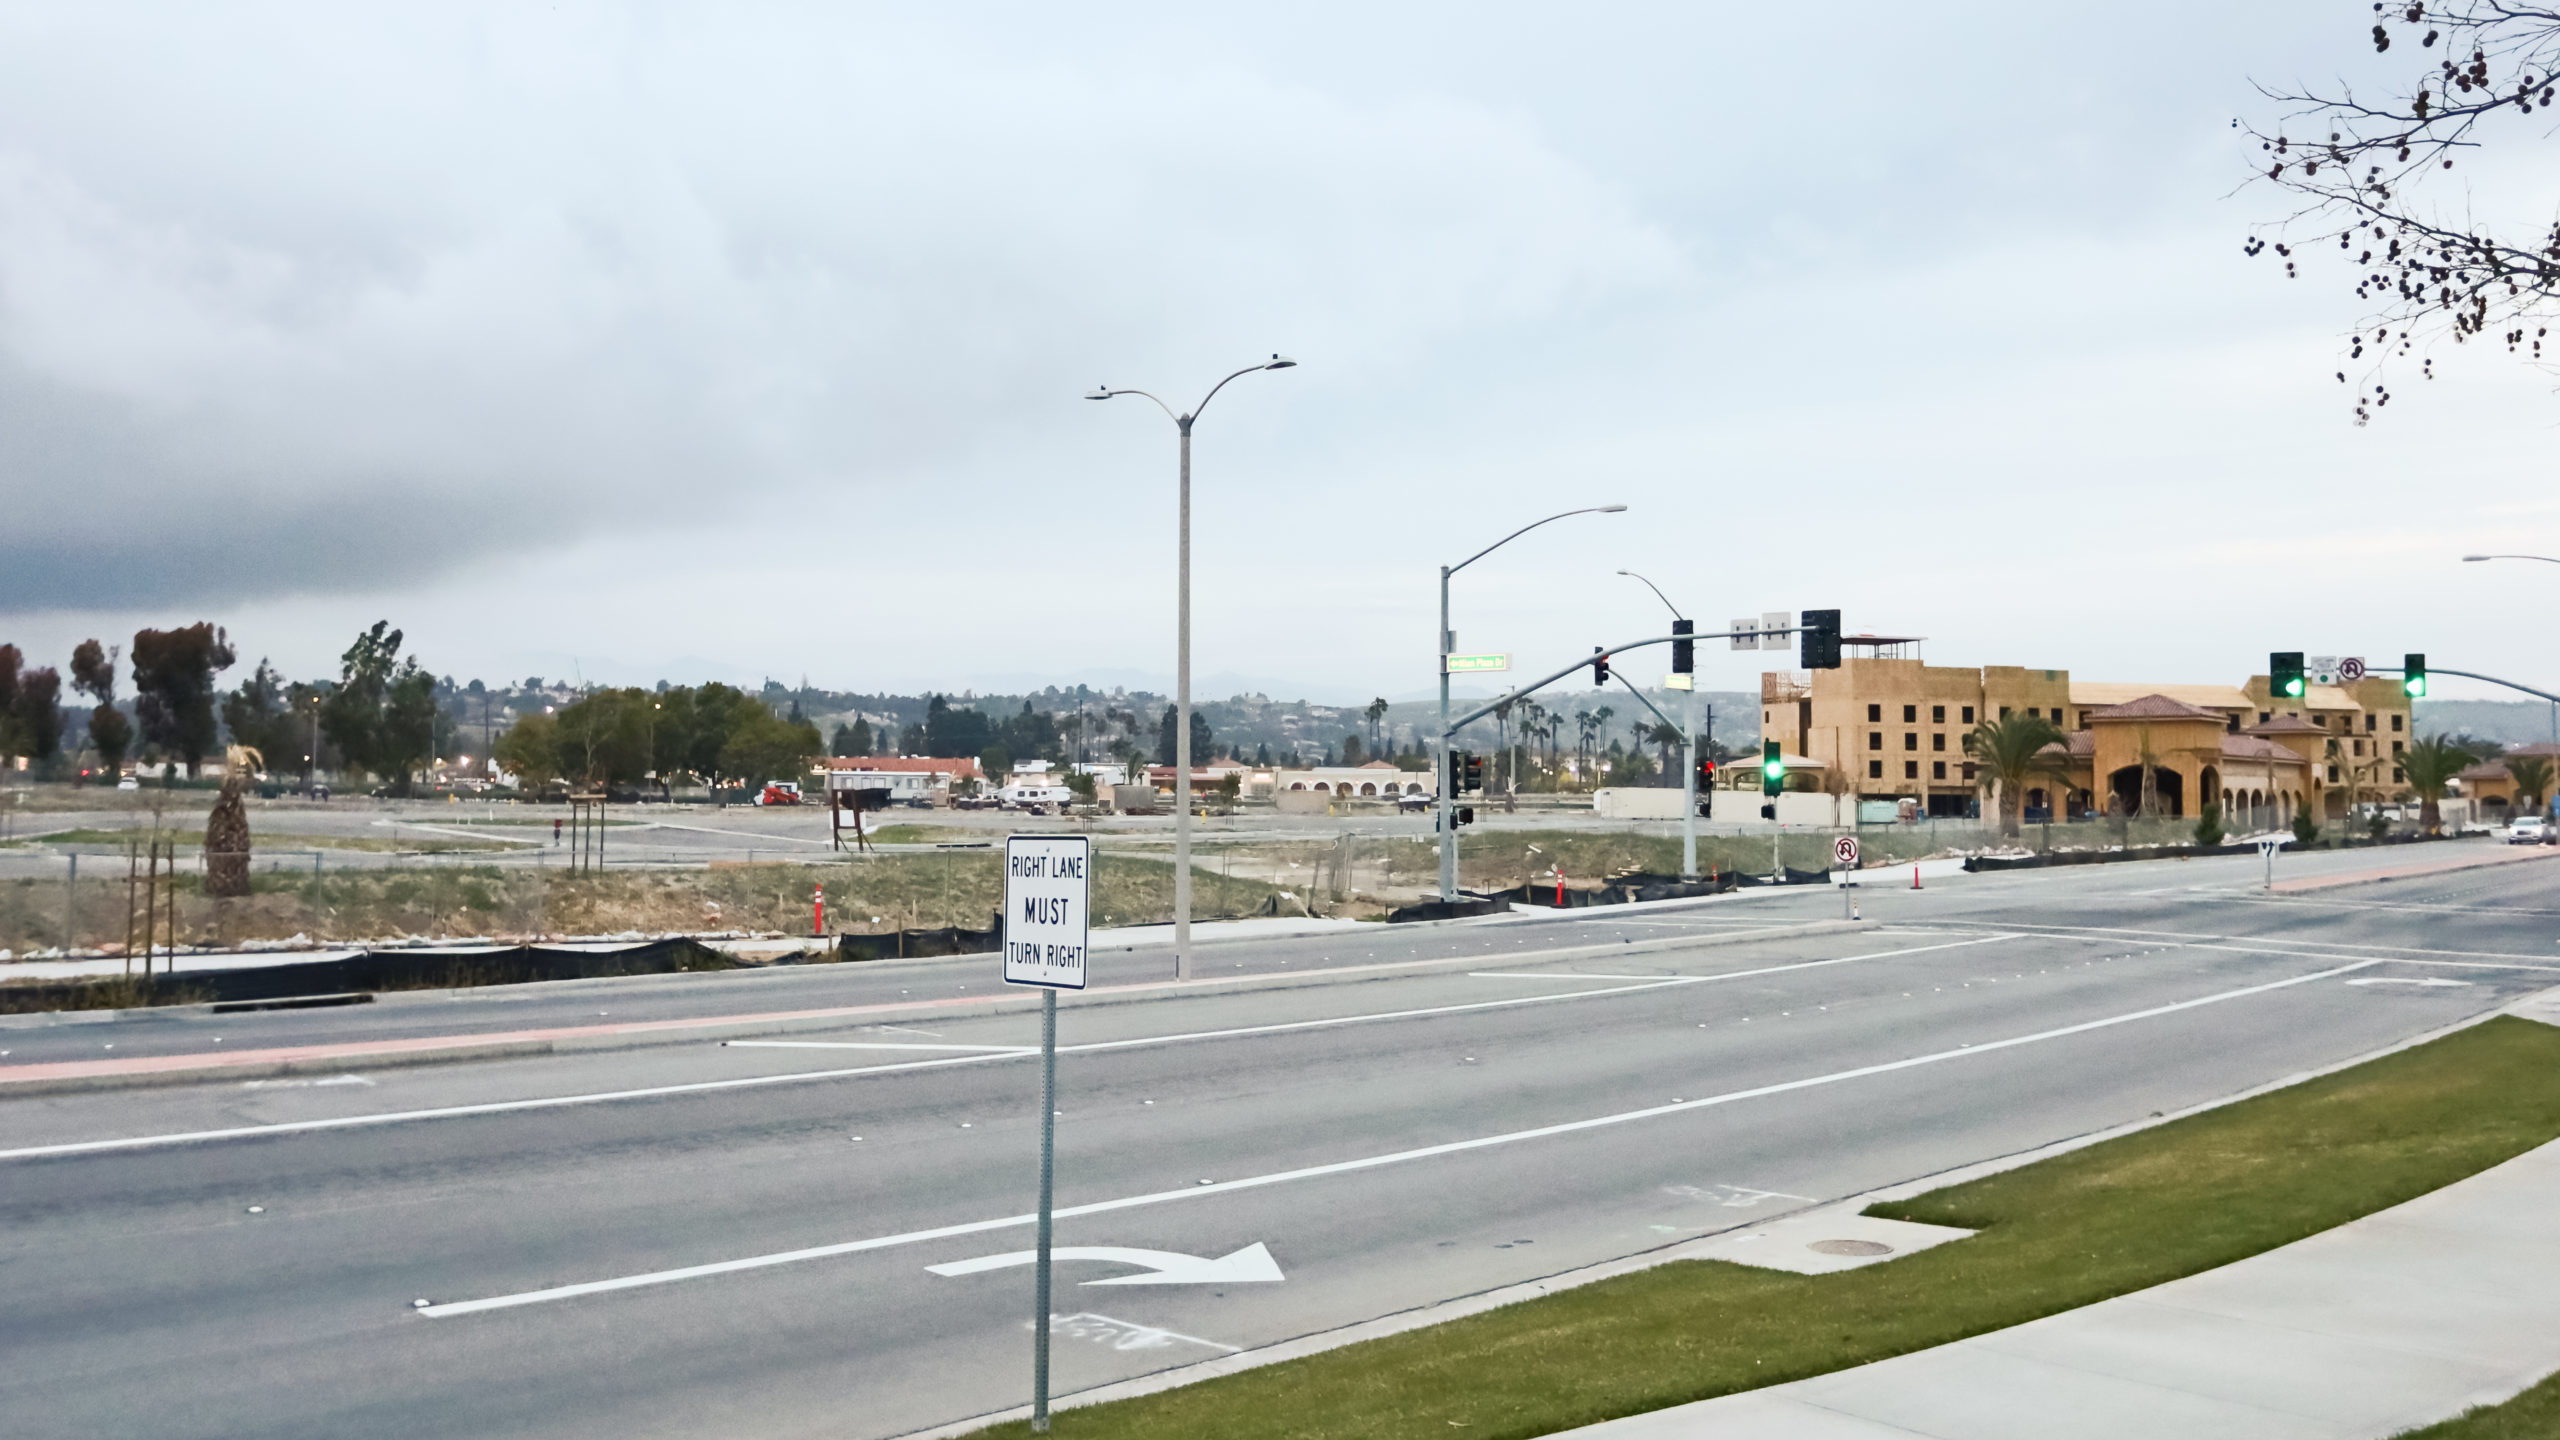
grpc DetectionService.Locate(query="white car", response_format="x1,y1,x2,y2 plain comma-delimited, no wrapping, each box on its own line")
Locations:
2509,815,2549,845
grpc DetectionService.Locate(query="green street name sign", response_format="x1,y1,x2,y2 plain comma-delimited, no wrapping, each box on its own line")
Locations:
1445,653,1511,673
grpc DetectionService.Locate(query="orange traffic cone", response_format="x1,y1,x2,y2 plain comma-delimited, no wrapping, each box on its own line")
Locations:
1911,865,1923,890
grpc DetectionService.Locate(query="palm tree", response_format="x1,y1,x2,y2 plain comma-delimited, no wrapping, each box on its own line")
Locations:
1365,697,1389,755
2323,736,2386,837
2507,754,2554,814
1644,720,1683,783
1962,713,2068,838
2396,733,2480,835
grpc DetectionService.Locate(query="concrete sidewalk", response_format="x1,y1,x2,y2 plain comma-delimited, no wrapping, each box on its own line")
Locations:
1561,1000,2560,1440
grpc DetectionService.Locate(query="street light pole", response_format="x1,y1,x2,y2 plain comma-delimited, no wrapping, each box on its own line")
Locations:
1088,356,1296,980
1618,569,1699,880
1437,505,1628,902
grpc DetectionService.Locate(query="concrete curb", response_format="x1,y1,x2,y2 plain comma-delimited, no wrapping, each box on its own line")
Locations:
0,915,1870,1099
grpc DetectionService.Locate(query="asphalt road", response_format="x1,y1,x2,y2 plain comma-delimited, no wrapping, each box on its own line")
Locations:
5,846,2557,1439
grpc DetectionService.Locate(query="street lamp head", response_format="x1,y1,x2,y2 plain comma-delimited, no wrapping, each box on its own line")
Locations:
1263,354,1297,370
1598,504,1628,513
2462,554,2492,562
1084,387,1113,401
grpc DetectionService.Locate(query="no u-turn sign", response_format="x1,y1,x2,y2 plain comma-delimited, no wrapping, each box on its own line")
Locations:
1003,835,1091,990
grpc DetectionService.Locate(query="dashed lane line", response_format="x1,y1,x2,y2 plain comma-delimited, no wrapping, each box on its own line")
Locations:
0,937,2021,1162
414,954,2378,1318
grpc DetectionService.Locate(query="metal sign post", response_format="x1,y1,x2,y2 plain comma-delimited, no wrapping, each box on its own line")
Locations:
1834,834,1860,917
1002,834,1091,1434
2258,834,2281,891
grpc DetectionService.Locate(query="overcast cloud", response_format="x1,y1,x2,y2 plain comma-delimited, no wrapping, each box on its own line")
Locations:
2,3,2553,703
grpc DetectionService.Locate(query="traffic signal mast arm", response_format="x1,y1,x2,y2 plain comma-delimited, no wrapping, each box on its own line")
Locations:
2369,664,2560,707
1605,669,1682,733
1443,627,1792,738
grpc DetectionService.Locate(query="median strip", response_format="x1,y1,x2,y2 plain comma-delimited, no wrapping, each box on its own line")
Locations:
0,918,1869,1098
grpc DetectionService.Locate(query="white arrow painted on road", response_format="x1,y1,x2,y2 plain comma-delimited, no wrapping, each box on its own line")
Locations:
926,1243,1283,1286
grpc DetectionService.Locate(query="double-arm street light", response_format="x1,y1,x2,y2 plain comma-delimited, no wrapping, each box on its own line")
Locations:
1437,504,1627,901
1088,355,1296,980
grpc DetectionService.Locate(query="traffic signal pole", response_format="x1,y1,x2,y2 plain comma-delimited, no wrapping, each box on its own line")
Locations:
1436,616,1839,903
1682,681,1699,880
1438,563,1457,903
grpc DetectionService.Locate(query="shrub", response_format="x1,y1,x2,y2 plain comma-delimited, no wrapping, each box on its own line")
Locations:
2192,803,2224,848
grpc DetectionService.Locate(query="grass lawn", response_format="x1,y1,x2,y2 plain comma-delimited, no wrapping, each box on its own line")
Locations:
969,1016,2560,1439
2395,1368,2560,1438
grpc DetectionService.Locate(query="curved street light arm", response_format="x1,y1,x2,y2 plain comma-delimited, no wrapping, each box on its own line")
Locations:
1616,569,1684,621
1188,361,1282,425
2462,553,2560,565
1447,504,1628,580
1090,387,1181,425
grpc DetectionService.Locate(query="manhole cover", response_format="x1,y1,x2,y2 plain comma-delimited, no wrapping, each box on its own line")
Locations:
1808,1239,1893,1257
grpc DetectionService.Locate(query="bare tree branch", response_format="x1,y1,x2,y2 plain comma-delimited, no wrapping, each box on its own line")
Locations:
2239,3,2560,420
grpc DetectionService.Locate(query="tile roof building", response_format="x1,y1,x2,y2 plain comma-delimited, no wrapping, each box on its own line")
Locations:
1759,655,2414,824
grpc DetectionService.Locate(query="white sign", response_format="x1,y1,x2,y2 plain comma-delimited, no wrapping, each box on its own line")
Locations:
1729,617,1760,651
2309,654,2340,685
2256,836,2283,857
1664,674,1694,691
2337,656,2367,682
1002,834,1091,990
1834,834,1860,868
1761,610,1793,652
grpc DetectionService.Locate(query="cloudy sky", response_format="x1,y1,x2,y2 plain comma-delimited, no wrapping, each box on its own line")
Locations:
3,3,2554,705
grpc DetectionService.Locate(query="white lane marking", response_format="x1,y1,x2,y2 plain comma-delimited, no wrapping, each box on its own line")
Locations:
1666,1183,1814,1207
723,1042,1039,1054
1949,920,2560,963
2182,942,2560,975
0,936,2022,1163
926,1243,1283,1286
413,955,2375,1317
629,818,835,848
1052,1312,1243,1355
1469,972,1677,982
241,1075,376,1090
2344,977,2473,988
364,820,538,846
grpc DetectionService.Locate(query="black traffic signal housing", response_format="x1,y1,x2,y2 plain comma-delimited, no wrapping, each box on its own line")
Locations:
1671,618,1694,674
1592,647,1610,686
2271,651,2306,700
1800,609,1842,669
1461,752,1486,792
2403,653,2428,698
1761,740,1784,798
1438,806,1476,831
1694,756,1715,791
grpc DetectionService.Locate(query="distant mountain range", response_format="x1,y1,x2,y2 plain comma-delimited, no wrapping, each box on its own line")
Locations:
2415,698,2560,747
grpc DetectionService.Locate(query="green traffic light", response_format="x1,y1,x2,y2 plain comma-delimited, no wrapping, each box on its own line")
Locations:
2405,675,2426,697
